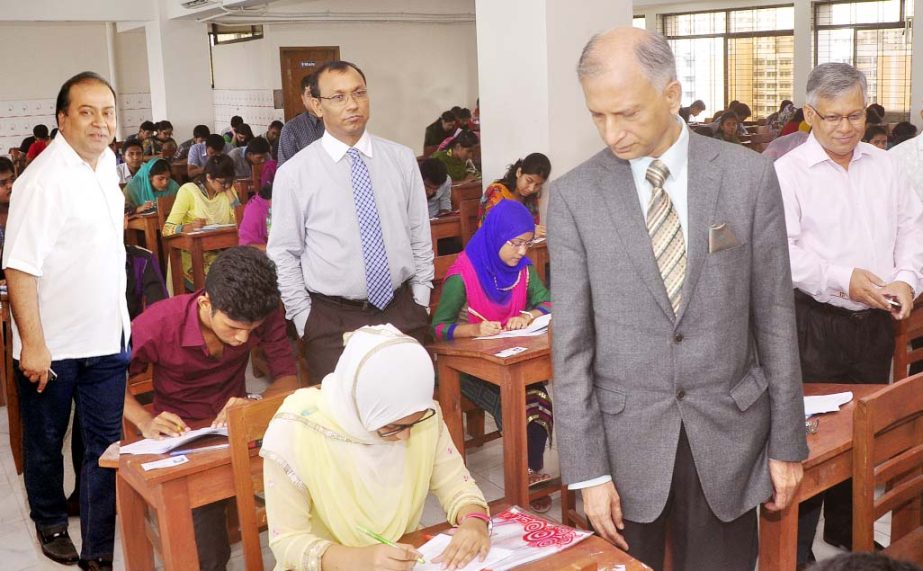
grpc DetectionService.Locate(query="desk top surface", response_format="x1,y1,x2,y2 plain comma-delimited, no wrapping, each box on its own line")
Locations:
803,382,883,469
428,332,549,364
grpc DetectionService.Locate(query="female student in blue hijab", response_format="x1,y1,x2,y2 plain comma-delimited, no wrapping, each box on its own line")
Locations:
124,158,180,213
431,199,554,511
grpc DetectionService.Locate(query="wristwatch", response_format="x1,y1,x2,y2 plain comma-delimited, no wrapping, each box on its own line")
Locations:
459,512,492,535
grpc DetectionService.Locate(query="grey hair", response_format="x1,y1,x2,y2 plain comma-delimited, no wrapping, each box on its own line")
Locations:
577,29,677,89
806,63,867,107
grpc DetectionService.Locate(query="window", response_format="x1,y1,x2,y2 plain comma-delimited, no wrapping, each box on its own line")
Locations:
815,1,913,119
662,5,794,120
633,16,646,29
208,24,264,46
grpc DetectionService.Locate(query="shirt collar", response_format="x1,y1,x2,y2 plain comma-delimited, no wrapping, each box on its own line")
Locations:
180,291,208,348
629,115,689,182
802,132,870,167
56,134,112,171
321,129,373,162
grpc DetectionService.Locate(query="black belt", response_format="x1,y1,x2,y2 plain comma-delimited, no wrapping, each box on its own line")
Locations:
793,289,877,320
310,281,410,312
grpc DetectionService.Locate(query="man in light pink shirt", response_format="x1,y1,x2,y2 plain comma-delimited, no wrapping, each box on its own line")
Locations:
775,62,923,566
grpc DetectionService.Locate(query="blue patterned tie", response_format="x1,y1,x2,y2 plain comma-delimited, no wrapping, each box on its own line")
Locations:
346,148,393,310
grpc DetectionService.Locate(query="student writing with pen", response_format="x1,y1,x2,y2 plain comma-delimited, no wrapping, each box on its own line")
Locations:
123,247,300,571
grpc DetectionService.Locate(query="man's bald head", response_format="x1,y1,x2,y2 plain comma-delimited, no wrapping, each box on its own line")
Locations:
578,27,677,90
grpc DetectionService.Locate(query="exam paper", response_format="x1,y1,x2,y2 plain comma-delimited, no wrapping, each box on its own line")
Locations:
415,534,512,571
475,313,551,340
120,426,228,455
804,391,853,418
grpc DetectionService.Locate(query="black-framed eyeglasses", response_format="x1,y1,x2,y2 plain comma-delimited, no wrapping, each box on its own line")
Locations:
213,178,234,189
315,89,369,107
805,104,864,126
376,408,436,438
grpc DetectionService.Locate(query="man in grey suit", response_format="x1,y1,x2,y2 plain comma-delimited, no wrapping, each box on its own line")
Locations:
548,27,809,569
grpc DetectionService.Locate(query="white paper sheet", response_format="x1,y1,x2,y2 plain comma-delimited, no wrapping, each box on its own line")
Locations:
804,391,853,418
475,313,551,340
119,426,228,455
414,534,513,571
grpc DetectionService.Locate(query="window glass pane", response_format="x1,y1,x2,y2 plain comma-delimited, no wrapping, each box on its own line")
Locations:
671,37,725,119
729,7,795,33
633,16,646,29
728,35,794,119
663,12,726,36
816,0,901,26
856,28,912,117
816,28,855,65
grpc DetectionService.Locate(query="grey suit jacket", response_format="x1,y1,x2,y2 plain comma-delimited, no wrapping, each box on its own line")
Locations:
547,133,809,523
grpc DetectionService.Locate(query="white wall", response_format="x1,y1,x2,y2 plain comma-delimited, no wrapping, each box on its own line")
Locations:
211,20,479,154
115,28,150,94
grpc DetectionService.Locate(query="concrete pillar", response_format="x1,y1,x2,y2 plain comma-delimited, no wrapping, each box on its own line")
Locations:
145,3,213,138
911,0,923,122
105,22,122,139
792,0,813,107
474,0,631,190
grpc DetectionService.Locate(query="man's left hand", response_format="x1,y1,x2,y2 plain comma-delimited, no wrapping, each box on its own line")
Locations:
763,458,803,512
879,281,914,320
211,397,249,428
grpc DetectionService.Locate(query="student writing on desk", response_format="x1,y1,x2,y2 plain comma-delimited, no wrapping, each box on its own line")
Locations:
124,247,298,571
431,200,554,513
124,158,180,214
262,325,490,571
478,152,551,238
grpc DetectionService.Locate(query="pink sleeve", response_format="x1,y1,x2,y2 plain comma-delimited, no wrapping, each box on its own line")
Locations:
238,197,269,246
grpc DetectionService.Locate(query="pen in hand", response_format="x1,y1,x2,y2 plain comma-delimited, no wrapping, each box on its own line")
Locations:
358,525,426,565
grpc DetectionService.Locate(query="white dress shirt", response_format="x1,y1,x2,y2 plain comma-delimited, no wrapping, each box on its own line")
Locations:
775,133,923,310
570,118,691,492
3,136,131,359
889,133,923,202
268,130,434,337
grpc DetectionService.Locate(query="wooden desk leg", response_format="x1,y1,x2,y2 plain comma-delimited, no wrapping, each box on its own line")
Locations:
191,243,206,290
759,502,797,570
156,479,200,571
500,368,529,508
169,246,184,295
437,359,465,460
144,225,160,271
117,474,154,571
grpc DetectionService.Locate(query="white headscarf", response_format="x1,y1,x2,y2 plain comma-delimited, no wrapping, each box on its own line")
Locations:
321,324,435,444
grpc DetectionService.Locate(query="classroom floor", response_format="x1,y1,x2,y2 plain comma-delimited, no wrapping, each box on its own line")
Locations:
0,366,891,570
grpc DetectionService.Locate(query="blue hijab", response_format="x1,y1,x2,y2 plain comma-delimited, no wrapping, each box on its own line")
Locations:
464,199,536,304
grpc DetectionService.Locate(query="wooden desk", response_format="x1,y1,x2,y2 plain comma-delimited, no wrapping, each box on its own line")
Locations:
430,214,462,255
451,179,482,210
108,438,241,570
758,383,882,570
0,292,22,474
402,504,650,570
527,241,549,285
126,212,164,270
428,334,555,509
164,226,239,293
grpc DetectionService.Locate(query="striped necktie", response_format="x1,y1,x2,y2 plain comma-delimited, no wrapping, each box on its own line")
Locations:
645,159,685,315
346,148,393,310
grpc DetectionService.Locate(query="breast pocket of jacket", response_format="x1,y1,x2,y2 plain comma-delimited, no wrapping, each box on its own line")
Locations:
595,385,627,415
702,243,750,301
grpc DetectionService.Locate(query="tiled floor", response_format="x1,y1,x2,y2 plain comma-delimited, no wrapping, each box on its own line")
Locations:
0,389,891,570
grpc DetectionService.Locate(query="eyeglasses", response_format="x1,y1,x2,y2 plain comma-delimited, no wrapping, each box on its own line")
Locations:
213,178,234,189
506,239,537,250
376,408,436,438
0,176,14,187
315,89,369,107
806,104,865,126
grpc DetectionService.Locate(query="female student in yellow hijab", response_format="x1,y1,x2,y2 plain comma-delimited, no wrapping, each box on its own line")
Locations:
261,325,491,571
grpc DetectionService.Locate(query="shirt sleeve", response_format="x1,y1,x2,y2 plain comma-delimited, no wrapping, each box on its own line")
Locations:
277,123,296,166
526,265,552,313
263,457,333,571
188,145,204,168
237,200,263,246
403,149,434,306
266,165,312,337
258,309,298,380
438,181,452,212
3,178,68,277
775,162,853,296
431,275,467,340
128,309,158,376
890,159,923,295
162,186,194,236
428,415,489,525
568,475,613,490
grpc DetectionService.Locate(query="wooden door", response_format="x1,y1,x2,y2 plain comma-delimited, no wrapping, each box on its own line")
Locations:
279,47,340,121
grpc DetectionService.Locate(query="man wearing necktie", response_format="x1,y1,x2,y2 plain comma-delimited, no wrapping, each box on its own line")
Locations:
269,60,434,381
548,28,808,569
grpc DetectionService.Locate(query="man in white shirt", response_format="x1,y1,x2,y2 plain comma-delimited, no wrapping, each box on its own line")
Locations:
117,139,143,186
268,60,433,381
775,63,923,565
2,72,131,571
889,104,923,201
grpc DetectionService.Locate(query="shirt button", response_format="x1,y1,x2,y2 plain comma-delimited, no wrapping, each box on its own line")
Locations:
673,333,684,343
676,390,686,400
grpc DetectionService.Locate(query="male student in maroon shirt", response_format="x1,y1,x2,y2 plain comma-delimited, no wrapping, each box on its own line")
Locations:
125,246,299,571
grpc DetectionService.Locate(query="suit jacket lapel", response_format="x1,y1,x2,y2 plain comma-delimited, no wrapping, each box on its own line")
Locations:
599,153,675,321
676,134,721,323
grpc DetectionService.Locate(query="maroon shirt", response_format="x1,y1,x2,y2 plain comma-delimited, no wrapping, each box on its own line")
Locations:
130,290,296,422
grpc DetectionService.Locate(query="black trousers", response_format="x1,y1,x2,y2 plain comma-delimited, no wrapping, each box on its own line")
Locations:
303,282,431,381
793,291,893,563
619,426,758,571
